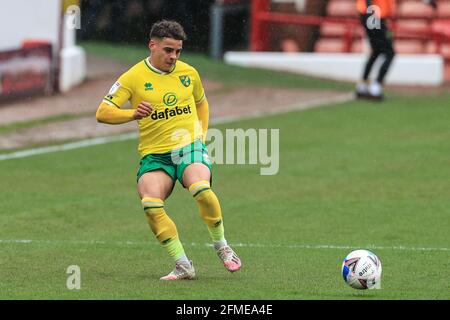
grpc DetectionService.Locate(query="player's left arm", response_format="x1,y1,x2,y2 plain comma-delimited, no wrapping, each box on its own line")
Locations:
193,68,208,142
196,97,209,142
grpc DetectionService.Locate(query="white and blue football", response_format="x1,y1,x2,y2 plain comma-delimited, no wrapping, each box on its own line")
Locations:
342,249,382,290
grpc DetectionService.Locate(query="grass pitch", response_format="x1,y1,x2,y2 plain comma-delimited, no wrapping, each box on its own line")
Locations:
1,90,449,299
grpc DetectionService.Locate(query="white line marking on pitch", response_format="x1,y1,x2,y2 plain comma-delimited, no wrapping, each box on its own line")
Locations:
0,239,447,252
0,93,354,161
0,133,137,161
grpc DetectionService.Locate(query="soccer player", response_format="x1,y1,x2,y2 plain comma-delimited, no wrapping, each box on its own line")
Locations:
355,0,436,100
96,20,241,280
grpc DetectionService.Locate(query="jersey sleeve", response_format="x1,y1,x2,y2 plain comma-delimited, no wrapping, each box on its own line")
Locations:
192,68,206,104
102,72,133,108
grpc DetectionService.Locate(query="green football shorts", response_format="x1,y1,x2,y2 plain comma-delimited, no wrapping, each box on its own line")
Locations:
137,140,213,186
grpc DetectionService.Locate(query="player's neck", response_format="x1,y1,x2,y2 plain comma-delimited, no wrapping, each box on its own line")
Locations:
147,57,175,74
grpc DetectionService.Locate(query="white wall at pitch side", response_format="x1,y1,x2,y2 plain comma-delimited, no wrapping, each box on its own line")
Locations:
59,14,86,92
224,52,443,86
0,1,87,92
0,0,61,51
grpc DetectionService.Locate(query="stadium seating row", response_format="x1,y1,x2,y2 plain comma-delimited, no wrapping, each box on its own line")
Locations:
315,37,450,55
316,0,450,59
326,0,450,18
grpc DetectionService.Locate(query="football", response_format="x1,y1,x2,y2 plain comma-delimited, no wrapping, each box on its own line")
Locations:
341,249,382,290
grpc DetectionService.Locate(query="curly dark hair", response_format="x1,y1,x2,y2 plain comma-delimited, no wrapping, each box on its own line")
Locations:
149,20,187,41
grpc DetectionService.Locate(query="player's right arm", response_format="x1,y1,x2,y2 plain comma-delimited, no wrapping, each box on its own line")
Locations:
96,101,152,124
96,76,152,124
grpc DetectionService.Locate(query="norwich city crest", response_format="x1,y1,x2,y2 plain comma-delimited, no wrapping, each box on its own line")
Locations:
179,75,191,87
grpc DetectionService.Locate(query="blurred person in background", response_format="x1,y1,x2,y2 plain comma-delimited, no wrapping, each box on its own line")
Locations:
355,0,436,101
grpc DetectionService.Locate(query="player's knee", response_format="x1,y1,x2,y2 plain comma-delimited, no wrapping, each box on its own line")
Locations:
182,163,211,187
141,197,165,217
188,180,212,199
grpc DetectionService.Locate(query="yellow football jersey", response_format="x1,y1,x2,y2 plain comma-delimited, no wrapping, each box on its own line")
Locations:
103,58,206,156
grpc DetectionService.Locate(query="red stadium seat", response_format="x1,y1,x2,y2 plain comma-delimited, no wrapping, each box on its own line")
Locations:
351,39,366,53
326,0,358,18
320,23,348,37
398,1,435,18
437,1,450,18
445,63,450,81
395,19,431,34
425,41,437,54
394,39,425,54
320,23,364,38
351,44,362,53
426,41,450,59
314,38,346,52
432,19,450,37
439,44,450,59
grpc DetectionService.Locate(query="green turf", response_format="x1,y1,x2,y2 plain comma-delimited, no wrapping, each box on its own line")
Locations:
0,112,93,136
0,93,449,299
80,41,353,91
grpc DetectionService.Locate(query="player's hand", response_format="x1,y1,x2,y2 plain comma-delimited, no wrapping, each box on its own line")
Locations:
134,101,153,120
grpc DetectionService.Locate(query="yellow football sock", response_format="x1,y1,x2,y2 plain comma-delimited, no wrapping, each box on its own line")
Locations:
141,197,185,261
189,180,225,242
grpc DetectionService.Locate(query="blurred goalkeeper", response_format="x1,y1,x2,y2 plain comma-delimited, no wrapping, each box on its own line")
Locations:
96,20,241,280
355,0,436,100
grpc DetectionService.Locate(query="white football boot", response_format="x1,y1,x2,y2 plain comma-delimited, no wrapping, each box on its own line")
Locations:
160,260,195,280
